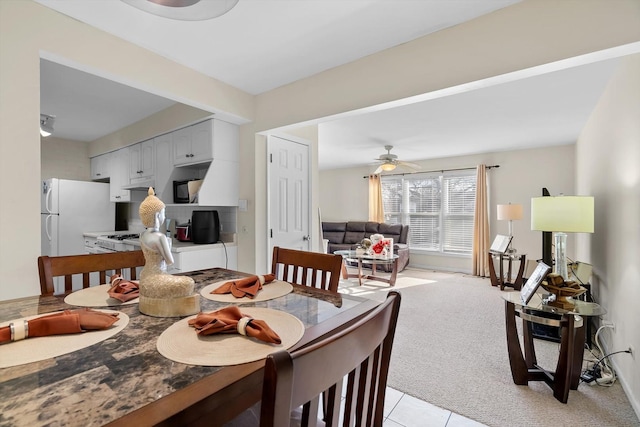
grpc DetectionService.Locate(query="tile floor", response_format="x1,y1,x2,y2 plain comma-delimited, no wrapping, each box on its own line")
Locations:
383,387,487,427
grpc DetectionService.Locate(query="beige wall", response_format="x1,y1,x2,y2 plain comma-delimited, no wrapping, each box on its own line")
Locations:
41,137,91,181
89,103,213,157
319,144,576,273
576,53,640,416
0,0,252,300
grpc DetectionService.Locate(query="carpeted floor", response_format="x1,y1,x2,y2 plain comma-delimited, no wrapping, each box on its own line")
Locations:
338,268,640,427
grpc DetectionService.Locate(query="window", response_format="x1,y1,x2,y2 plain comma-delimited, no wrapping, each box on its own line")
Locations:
381,171,477,255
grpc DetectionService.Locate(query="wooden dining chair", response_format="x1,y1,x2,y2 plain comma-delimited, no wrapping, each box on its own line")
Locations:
271,246,344,293
259,291,401,427
38,250,146,296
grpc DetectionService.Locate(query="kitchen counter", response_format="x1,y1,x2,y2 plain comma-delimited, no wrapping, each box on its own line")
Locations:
123,237,236,253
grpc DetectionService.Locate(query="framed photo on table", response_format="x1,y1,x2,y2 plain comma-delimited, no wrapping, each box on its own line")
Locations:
490,234,513,254
520,261,551,304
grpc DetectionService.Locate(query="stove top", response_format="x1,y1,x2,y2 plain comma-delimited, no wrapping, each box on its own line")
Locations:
103,233,140,241
96,233,140,251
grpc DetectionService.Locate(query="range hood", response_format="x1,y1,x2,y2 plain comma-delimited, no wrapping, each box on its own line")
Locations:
122,179,155,190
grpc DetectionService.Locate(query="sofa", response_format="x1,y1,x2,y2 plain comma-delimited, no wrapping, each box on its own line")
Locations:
322,221,410,272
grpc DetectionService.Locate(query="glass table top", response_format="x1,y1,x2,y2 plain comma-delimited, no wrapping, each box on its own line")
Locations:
502,290,606,317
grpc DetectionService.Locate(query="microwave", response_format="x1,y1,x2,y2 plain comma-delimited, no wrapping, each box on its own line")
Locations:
173,179,201,204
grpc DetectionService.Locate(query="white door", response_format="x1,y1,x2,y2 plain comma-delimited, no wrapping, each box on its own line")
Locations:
267,135,311,269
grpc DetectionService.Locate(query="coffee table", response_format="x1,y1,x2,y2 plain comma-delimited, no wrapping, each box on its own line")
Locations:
334,250,399,286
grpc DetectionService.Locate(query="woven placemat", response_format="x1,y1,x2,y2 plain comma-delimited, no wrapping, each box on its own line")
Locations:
0,310,129,368
64,284,139,307
156,307,304,366
200,279,293,303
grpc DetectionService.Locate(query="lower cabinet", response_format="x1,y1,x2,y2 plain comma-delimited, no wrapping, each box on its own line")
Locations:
166,245,237,274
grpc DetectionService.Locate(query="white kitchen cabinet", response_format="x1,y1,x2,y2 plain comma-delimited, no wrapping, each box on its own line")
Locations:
90,153,111,181
110,148,131,202
196,119,239,206
128,139,155,184
166,245,237,274
172,120,213,166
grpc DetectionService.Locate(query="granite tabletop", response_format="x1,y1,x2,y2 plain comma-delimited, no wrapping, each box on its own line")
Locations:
0,268,366,427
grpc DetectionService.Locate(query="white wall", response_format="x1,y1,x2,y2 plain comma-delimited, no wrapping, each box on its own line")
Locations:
576,53,640,416
41,137,91,181
320,145,576,273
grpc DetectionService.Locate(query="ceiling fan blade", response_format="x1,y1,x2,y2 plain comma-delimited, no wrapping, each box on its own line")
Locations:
398,161,421,170
373,165,384,174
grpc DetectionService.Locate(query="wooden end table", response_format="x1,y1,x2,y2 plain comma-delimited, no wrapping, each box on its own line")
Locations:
502,291,605,403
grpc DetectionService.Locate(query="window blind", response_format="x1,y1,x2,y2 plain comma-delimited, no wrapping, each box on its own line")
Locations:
381,171,476,254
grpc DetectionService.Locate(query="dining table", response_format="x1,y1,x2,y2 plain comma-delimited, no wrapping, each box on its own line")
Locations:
0,268,379,427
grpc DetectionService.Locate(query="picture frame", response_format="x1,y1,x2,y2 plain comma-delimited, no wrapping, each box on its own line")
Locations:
520,261,551,304
489,234,513,254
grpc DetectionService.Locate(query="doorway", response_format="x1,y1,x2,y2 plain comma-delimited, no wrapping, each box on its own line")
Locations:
266,135,311,270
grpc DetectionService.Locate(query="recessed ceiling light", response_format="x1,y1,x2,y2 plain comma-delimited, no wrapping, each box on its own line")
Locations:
121,0,239,21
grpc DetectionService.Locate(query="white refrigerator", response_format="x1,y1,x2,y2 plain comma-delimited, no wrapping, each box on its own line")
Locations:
41,178,115,258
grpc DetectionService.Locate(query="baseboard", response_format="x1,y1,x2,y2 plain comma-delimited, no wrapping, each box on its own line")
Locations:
405,263,471,275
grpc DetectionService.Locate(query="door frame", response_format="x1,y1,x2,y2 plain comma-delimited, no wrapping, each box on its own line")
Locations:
266,133,312,272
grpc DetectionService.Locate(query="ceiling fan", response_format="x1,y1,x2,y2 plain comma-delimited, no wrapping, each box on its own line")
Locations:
373,145,420,174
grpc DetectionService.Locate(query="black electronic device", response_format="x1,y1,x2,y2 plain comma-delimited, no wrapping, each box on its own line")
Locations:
191,210,220,244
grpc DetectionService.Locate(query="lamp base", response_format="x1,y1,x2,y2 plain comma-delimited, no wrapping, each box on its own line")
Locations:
554,232,568,280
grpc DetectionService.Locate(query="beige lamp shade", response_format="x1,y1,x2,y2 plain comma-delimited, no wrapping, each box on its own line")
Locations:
497,204,523,221
531,196,594,233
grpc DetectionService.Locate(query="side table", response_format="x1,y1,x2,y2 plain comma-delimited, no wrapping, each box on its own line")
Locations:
489,252,526,290
502,291,605,403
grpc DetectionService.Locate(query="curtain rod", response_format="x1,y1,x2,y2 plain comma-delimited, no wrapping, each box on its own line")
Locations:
363,164,499,179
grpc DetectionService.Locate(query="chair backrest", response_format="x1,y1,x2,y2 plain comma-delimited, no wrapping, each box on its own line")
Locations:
38,250,146,295
260,291,401,427
271,246,343,293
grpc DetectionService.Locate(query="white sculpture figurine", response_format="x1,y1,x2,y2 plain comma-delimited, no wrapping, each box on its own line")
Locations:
138,187,199,317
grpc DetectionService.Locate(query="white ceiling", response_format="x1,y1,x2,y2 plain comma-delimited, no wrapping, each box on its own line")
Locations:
35,0,627,171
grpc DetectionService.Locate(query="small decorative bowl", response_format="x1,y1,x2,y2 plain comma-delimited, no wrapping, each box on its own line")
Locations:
541,282,587,309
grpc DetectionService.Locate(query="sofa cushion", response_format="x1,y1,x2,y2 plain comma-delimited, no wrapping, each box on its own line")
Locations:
365,222,381,234
345,222,367,232
344,231,366,244
378,223,403,241
322,222,347,244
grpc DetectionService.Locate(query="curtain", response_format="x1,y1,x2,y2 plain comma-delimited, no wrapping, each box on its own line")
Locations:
368,174,384,222
472,165,490,277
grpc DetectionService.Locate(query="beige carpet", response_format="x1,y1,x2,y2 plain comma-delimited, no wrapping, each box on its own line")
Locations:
338,268,640,427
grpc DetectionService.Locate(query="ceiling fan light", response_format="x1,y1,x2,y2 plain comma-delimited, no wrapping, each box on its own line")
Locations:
121,0,239,21
380,163,396,172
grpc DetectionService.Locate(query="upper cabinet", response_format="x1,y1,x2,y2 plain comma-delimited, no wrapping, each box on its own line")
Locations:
172,120,214,166
89,118,238,206
128,139,155,184
171,118,238,166
90,153,111,181
110,148,131,202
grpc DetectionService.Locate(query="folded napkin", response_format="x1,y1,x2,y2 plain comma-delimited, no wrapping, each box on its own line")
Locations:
211,274,276,299
0,308,119,344
108,275,139,302
188,306,281,344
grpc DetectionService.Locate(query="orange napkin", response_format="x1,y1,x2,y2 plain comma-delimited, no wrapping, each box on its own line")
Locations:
0,308,119,344
211,274,276,298
108,274,139,302
188,306,281,344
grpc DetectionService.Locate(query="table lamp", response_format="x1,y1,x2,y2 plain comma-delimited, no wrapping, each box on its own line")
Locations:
531,196,594,280
497,203,523,253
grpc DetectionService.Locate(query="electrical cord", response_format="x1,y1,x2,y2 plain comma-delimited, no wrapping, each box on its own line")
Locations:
580,323,631,386
220,240,228,269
